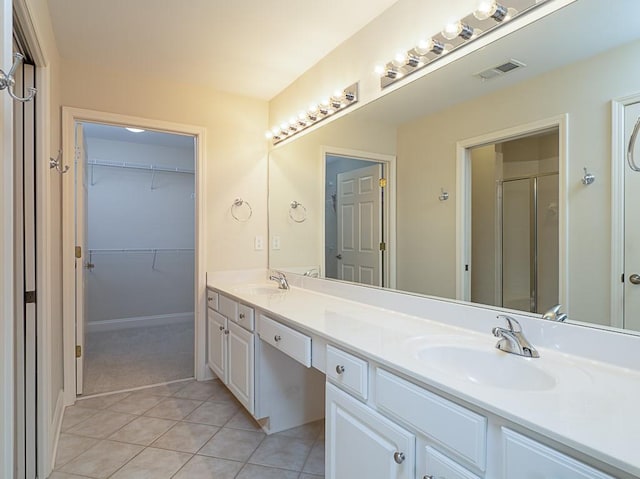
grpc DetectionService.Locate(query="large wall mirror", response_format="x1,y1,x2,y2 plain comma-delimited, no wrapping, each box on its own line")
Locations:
268,0,640,334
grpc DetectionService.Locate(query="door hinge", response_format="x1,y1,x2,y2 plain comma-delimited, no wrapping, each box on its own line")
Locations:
24,290,36,304
622,273,625,283
465,264,469,272
379,242,386,251
76,345,82,358
379,178,387,188
75,246,82,258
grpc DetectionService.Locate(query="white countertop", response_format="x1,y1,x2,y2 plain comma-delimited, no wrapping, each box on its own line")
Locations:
208,273,640,477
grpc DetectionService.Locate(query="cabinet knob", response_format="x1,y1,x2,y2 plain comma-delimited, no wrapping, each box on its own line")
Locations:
393,451,405,464
335,365,345,374
207,296,213,302
224,329,229,335
219,325,225,331
423,476,434,479
239,313,245,319
274,335,282,342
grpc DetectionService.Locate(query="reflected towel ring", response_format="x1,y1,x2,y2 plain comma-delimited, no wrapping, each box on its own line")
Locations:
231,198,253,222
289,201,307,223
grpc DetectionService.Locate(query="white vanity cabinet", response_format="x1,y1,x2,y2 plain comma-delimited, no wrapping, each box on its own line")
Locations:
226,321,254,413
207,309,227,382
326,383,415,479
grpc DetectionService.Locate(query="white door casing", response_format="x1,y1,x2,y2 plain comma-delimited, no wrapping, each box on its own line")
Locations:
337,164,383,286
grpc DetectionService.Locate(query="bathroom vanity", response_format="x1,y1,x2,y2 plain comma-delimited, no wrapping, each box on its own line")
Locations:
207,271,640,479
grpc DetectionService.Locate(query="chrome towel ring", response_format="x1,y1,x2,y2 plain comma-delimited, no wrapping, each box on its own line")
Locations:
627,117,640,172
231,198,253,222
289,201,307,223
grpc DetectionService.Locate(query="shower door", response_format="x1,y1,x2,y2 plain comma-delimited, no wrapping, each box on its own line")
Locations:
501,173,558,313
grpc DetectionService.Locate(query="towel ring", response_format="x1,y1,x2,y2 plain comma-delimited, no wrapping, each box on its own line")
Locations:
289,201,307,223
231,198,253,222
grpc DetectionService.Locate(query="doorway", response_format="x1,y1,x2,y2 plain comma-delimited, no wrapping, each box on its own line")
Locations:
77,122,196,396
469,130,559,313
62,108,208,405
324,153,393,287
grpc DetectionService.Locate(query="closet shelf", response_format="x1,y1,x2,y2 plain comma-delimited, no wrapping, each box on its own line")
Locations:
87,248,194,271
88,159,195,174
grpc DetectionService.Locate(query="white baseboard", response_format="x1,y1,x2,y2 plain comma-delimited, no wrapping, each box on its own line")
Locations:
49,390,65,471
87,312,194,333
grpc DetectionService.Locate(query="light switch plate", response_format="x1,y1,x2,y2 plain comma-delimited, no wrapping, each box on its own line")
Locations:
254,236,264,250
272,236,281,250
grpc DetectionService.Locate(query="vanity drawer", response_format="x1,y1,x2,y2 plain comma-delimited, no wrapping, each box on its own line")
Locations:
326,345,368,400
376,369,487,471
218,294,237,319
236,303,255,332
502,429,614,479
258,314,311,367
206,290,219,311
425,446,481,479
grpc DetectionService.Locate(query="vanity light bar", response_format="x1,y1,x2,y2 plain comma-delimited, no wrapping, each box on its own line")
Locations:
266,83,359,145
378,0,550,89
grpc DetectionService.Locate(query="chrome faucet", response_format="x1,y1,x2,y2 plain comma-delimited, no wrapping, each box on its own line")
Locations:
542,304,567,322
269,271,290,290
303,268,319,278
492,315,539,358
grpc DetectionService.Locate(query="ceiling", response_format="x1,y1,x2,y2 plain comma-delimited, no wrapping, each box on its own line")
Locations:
82,122,195,149
47,0,400,101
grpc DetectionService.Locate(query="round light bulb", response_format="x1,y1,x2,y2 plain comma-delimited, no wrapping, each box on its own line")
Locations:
442,21,462,40
416,39,432,55
271,127,280,135
280,122,288,131
289,117,297,126
474,0,496,20
298,111,306,120
265,131,273,140
333,89,343,98
392,52,407,67
374,65,385,75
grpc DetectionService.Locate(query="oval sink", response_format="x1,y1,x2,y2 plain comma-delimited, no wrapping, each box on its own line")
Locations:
231,283,284,295
415,345,557,391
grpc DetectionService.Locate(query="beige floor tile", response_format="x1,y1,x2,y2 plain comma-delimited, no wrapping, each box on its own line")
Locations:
109,447,192,479
207,383,238,403
299,474,324,479
236,463,300,479
275,419,324,441
54,433,100,469
302,441,325,475
185,400,238,426
75,392,131,410
67,410,136,439
48,472,94,479
249,434,314,471
143,397,202,420
173,380,221,400
225,408,263,431
60,406,100,432
137,380,194,397
58,440,143,478
152,422,219,453
172,455,243,479
108,392,165,415
199,427,265,462
108,416,176,446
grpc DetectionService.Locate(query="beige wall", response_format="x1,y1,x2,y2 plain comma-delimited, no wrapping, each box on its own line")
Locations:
60,60,269,273
397,39,640,326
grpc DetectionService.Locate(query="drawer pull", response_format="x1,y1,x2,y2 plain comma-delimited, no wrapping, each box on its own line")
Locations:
423,476,433,479
335,365,345,374
224,329,229,335
393,452,405,464
239,313,245,319
274,334,282,342
207,296,213,302
219,325,225,331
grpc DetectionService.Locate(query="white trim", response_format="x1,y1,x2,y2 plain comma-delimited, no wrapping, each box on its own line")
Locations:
87,312,194,333
456,115,569,314
320,146,397,289
62,107,207,405
48,390,65,471
611,94,640,329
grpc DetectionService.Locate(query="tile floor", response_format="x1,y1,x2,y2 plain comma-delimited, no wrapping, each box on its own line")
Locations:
51,379,325,479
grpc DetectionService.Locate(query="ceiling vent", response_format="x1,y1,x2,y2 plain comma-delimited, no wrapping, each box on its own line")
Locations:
474,59,526,80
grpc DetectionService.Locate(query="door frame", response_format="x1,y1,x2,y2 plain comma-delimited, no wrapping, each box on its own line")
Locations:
611,93,640,329
321,146,396,289
62,107,208,405
455,115,569,312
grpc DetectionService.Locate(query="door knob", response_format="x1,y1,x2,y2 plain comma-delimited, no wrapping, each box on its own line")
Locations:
84,262,95,271
336,254,342,260
630,274,640,285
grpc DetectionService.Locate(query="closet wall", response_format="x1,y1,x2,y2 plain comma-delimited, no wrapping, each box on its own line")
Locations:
84,134,195,331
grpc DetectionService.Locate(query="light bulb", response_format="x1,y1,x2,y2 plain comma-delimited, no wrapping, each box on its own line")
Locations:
280,122,289,131
374,65,385,75
474,0,508,21
392,52,406,67
333,89,343,98
442,21,474,40
271,127,280,135
265,131,273,140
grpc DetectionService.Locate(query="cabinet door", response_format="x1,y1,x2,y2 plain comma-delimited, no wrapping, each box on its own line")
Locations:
208,310,228,383
326,383,415,479
227,321,255,414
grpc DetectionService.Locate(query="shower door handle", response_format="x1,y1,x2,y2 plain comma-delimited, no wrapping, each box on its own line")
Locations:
629,274,640,285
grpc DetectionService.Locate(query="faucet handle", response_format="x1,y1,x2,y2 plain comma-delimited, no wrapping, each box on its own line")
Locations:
542,304,567,322
496,314,522,333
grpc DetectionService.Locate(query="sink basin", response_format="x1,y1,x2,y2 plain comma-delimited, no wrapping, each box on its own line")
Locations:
415,345,557,391
231,283,285,295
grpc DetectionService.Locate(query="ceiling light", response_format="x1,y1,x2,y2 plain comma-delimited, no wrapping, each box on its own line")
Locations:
125,127,145,133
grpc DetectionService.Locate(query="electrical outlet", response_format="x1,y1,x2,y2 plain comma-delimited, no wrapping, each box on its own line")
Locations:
254,236,264,251
272,236,281,250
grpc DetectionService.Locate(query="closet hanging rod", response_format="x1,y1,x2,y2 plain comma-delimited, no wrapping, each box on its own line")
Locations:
88,248,194,254
88,159,195,175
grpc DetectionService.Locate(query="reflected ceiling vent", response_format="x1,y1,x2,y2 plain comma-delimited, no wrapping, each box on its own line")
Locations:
474,59,526,80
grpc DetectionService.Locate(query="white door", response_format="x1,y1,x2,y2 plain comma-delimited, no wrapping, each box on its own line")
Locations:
207,310,228,382
74,123,88,394
227,322,255,414
336,164,383,286
12,48,37,479
624,101,640,331
326,383,415,479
